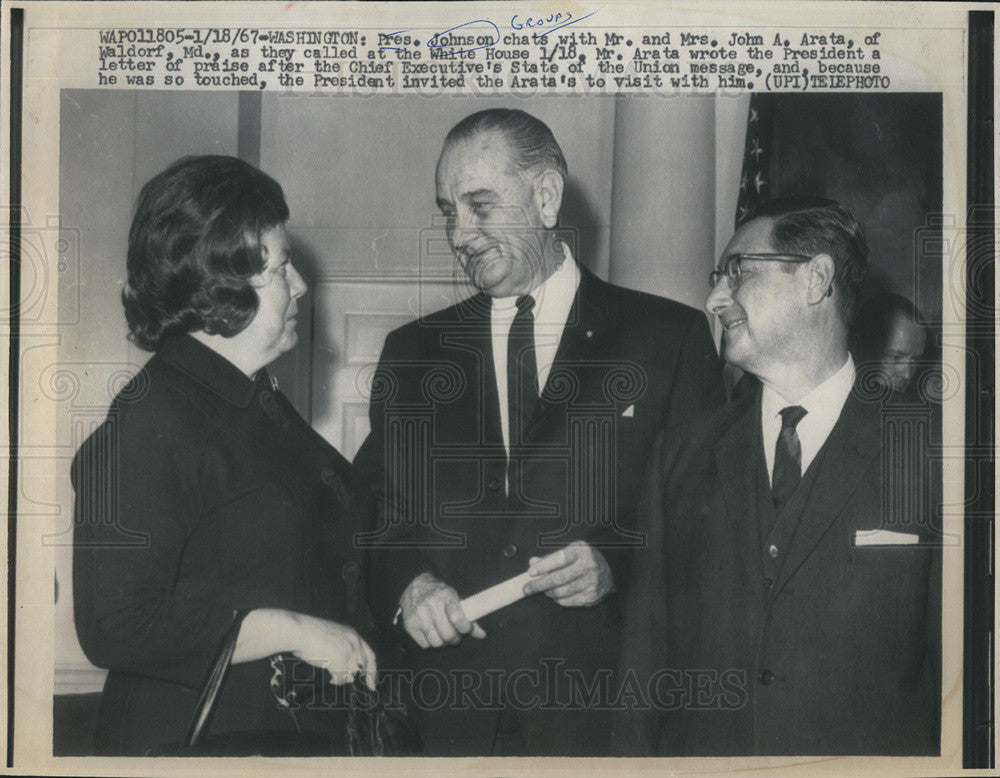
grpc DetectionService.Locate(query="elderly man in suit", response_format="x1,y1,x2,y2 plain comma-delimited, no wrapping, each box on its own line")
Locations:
354,108,724,755
614,198,941,756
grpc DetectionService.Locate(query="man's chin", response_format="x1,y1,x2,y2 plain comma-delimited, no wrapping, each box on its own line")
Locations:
720,346,754,375
720,329,745,358
467,259,515,296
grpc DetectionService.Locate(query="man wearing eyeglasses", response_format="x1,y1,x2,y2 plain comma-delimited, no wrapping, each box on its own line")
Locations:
614,198,940,756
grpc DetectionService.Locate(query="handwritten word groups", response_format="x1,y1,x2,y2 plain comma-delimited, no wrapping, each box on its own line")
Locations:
381,9,601,58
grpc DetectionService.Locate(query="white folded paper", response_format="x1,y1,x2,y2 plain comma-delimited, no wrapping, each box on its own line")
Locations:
853,529,920,546
459,571,534,622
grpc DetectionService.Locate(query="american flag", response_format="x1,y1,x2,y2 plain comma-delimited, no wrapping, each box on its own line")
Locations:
735,93,774,227
729,93,774,400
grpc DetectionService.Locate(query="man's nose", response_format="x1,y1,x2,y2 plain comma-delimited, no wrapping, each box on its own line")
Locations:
705,278,732,316
448,209,477,251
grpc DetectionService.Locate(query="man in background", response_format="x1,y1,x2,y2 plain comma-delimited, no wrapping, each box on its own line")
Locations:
616,198,940,756
355,108,724,755
850,291,929,395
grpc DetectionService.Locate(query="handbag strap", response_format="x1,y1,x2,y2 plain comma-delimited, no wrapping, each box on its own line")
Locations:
184,610,250,748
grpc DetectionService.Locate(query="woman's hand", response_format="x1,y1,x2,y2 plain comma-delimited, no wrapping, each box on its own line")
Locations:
289,613,378,691
234,608,378,690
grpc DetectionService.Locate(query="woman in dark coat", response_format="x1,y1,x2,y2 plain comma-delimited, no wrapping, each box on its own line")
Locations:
72,155,378,755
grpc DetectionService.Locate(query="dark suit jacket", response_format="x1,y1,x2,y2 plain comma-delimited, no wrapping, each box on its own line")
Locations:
614,385,942,756
72,335,375,754
353,265,724,753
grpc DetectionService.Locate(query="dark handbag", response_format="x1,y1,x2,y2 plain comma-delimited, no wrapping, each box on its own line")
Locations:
151,611,421,757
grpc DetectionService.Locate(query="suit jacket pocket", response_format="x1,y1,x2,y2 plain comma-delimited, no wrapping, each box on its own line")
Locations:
848,541,934,569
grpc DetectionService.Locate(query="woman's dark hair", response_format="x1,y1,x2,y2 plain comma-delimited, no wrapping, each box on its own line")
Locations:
123,155,290,351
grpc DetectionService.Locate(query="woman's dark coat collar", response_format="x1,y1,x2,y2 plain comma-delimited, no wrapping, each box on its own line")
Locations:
156,334,262,409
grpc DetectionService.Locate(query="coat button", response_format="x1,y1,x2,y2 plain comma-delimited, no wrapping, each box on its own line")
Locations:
341,561,360,583
487,478,503,492
759,669,775,685
767,544,779,558
503,544,517,558
320,467,339,487
764,577,774,590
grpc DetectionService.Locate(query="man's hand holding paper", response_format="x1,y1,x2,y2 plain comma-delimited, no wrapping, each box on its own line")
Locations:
523,540,614,607
399,571,486,648
401,540,613,649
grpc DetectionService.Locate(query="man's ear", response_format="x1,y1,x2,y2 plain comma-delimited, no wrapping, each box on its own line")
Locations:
806,254,836,305
535,169,564,229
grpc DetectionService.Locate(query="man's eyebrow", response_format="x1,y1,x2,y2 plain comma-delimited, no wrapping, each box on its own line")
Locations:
437,188,498,212
460,188,498,203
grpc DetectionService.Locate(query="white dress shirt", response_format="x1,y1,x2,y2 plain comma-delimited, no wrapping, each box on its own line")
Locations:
761,354,856,484
490,247,581,456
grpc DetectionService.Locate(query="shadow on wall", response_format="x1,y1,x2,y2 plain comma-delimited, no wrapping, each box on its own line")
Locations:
767,93,943,322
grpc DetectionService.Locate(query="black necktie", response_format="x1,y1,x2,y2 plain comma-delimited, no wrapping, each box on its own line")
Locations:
771,405,808,512
507,294,538,445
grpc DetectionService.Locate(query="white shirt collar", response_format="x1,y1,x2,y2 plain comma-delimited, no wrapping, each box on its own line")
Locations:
490,244,580,328
761,354,856,481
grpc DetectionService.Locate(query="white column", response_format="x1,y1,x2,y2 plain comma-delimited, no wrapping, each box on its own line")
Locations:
607,95,717,311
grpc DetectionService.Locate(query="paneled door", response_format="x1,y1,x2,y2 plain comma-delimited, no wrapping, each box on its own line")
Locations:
272,273,473,460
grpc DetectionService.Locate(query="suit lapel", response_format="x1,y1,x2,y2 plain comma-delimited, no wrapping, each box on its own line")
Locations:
446,292,502,447
773,390,880,592
529,266,612,433
479,337,503,449
714,394,768,606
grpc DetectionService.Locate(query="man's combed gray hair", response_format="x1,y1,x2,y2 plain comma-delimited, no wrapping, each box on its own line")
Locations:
445,108,568,180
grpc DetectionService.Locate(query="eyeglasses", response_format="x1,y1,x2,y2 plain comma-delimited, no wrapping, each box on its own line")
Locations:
708,253,814,290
